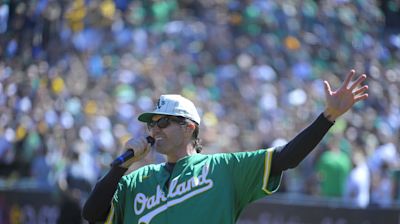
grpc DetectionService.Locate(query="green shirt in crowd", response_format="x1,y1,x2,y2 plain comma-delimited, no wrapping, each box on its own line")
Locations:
316,150,351,197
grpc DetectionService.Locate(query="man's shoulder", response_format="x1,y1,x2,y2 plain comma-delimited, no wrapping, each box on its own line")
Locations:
210,149,270,158
124,163,163,178
136,163,163,173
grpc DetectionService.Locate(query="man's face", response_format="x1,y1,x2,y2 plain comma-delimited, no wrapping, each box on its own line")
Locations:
147,115,187,156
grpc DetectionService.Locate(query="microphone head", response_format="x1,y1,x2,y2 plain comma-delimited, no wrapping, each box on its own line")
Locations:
146,136,155,146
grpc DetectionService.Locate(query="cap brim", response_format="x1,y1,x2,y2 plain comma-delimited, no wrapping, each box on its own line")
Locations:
138,112,177,123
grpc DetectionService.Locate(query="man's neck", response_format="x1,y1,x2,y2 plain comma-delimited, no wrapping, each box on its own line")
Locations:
164,162,176,173
166,146,197,163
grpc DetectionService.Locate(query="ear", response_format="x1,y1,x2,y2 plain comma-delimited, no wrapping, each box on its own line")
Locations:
187,123,196,129
184,123,196,137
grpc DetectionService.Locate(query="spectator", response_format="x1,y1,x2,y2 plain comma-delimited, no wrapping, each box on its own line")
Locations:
315,135,352,197
343,148,370,208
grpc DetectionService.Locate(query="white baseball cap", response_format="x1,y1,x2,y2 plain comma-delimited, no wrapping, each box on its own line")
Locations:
138,94,201,124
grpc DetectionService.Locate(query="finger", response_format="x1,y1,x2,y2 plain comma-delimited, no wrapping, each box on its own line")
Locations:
125,138,147,151
352,85,368,96
136,143,151,159
145,143,152,154
140,137,149,145
133,140,149,157
125,138,136,149
324,80,332,95
350,74,367,90
343,69,356,88
354,93,368,103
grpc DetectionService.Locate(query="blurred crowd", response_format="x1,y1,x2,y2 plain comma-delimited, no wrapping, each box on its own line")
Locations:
0,0,400,209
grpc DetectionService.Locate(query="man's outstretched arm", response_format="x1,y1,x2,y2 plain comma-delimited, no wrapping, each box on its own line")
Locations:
270,69,368,175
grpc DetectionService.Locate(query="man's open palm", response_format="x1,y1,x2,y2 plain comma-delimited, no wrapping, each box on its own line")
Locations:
324,69,369,120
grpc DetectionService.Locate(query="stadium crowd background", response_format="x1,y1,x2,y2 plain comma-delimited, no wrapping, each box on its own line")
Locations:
0,0,400,214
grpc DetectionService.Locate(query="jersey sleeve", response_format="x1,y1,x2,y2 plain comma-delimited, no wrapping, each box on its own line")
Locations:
226,148,282,204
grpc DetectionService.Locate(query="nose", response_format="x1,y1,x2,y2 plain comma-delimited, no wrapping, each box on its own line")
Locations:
148,125,161,133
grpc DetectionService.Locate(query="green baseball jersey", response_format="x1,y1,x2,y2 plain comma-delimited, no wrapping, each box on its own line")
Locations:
105,148,281,224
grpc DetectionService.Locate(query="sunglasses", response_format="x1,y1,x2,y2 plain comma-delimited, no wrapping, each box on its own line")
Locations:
147,116,187,129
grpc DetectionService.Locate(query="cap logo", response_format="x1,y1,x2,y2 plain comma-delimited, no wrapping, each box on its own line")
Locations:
156,99,165,110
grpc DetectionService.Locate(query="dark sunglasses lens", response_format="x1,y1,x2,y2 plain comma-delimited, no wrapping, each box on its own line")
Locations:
147,117,170,129
157,117,170,128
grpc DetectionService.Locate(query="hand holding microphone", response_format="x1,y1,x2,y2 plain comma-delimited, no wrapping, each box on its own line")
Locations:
111,136,155,168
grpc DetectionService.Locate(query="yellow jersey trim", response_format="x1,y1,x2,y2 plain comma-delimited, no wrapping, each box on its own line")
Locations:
104,202,114,224
262,148,275,194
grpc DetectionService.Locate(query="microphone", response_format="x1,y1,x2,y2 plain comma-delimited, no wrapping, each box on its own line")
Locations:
110,136,155,167
146,136,155,146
